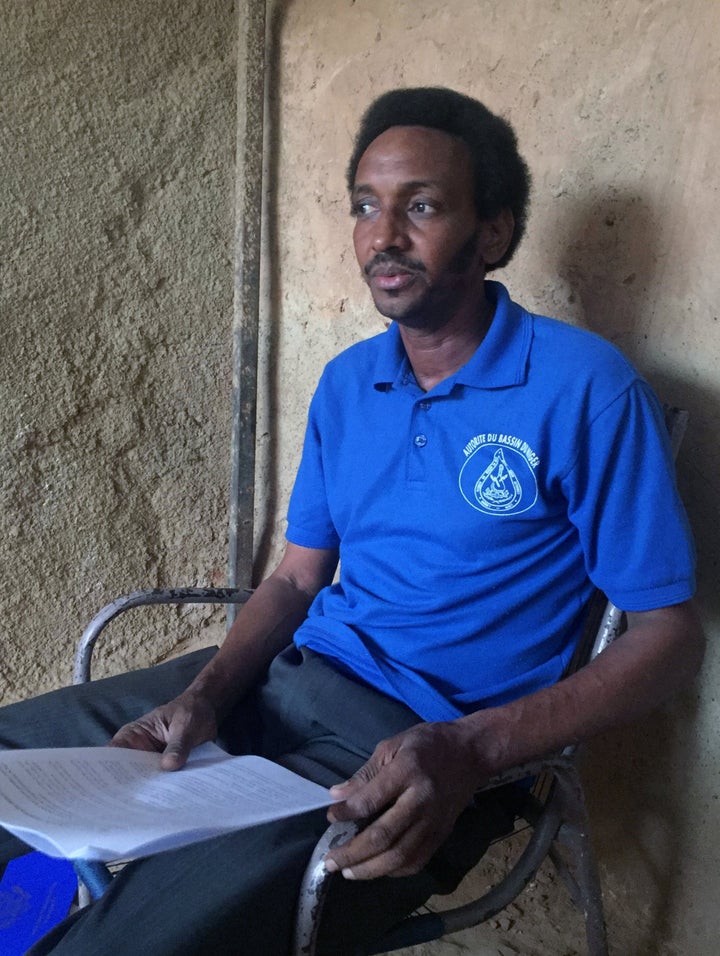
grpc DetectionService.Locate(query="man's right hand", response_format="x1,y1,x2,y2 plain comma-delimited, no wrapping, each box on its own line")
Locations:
109,691,219,770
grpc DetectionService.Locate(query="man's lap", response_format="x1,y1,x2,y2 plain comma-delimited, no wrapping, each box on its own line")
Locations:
2,646,517,954
28,811,332,955
0,647,218,753
0,648,219,867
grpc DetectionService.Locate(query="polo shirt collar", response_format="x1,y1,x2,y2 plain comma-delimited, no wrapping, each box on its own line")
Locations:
372,281,532,392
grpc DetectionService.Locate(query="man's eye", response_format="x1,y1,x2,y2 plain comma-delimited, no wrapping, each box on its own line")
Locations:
351,200,375,217
410,201,433,215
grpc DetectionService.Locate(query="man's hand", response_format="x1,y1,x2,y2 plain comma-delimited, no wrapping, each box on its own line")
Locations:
109,691,219,771
324,721,483,880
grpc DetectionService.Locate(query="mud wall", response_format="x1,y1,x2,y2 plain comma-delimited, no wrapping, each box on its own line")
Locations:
0,0,236,693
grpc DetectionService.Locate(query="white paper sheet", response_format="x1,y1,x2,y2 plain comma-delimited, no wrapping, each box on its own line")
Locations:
0,743,334,861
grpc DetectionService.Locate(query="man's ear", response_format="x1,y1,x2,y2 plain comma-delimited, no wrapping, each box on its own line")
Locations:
477,209,515,266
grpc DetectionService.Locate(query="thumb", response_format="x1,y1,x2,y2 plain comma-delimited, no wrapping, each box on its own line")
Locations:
160,727,194,771
329,755,381,798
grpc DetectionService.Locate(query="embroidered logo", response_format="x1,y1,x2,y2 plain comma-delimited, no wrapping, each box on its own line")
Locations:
459,433,539,515
0,884,30,929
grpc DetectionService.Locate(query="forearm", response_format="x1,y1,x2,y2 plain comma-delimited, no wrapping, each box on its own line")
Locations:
326,601,704,880
109,543,338,765
180,581,307,719
181,543,339,722
458,600,705,781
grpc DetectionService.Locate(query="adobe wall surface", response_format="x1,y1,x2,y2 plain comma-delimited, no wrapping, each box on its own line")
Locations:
1,0,718,952
0,0,236,695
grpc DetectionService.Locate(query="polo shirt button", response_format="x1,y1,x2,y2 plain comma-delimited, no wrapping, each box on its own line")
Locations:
413,434,428,448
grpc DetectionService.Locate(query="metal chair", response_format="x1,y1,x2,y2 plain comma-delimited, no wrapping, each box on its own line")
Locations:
70,580,614,953
71,411,688,956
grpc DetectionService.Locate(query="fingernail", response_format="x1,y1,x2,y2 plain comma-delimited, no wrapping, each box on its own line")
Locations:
324,858,338,873
341,868,356,880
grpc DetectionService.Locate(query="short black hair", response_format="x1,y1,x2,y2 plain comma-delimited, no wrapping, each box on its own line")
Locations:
347,87,531,270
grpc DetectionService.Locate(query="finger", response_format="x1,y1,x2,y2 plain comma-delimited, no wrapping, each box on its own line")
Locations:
109,722,165,752
326,789,425,869
329,753,385,798
160,749,188,770
160,718,195,771
327,814,434,880
329,731,409,798
328,760,409,822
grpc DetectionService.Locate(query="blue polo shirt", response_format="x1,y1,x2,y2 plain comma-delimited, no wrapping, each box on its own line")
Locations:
287,282,696,722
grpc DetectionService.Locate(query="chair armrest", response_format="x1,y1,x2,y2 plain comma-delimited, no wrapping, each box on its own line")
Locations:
294,820,360,956
74,586,252,684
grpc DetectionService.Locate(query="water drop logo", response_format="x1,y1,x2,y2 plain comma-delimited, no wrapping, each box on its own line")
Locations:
459,433,539,516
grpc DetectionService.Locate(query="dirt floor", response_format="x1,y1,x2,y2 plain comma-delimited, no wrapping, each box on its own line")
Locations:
393,834,589,956
390,827,695,956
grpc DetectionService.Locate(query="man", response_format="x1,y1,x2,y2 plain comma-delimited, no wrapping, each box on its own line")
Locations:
0,88,703,954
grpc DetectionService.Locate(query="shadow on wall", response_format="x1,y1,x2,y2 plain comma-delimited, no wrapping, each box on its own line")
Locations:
553,190,719,617
556,192,716,953
555,190,661,350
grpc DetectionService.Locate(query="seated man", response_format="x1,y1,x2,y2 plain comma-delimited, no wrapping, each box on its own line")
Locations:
0,87,704,955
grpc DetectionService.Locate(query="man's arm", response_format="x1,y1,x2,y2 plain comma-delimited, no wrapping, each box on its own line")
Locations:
110,541,338,769
325,600,705,880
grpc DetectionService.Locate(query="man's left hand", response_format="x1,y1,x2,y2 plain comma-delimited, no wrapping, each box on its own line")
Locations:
324,720,483,880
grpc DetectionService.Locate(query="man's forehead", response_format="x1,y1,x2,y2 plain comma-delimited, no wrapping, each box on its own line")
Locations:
353,125,472,186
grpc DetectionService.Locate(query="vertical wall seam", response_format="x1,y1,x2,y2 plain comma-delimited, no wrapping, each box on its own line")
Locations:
228,0,267,619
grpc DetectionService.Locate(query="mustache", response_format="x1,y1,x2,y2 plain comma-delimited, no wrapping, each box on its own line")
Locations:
364,252,427,277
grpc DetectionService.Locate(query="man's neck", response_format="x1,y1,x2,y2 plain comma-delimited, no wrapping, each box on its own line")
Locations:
398,290,495,392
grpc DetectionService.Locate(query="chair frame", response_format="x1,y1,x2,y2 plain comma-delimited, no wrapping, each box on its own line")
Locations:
71,408,688,956
72,587,615,953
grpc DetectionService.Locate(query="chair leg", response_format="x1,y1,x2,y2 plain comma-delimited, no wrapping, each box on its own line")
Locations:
552,767,608,956
73,859,114,904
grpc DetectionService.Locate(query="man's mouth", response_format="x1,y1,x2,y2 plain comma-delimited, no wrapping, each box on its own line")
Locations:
365,255,424,291
370,271,417,291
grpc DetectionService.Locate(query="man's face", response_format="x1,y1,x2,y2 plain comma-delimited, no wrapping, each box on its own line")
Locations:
351,125,482,327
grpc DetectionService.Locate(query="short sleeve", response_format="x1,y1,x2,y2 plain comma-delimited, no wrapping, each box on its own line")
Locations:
562,380,696,610
286,379,341,550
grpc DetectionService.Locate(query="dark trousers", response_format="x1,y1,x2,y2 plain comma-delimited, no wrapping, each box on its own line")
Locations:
0,646,517,955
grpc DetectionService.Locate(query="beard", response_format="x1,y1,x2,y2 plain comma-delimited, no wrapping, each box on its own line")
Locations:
365,231,483,329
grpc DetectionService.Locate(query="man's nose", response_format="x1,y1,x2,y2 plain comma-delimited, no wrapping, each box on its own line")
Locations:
371,209,410,252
